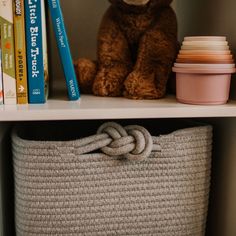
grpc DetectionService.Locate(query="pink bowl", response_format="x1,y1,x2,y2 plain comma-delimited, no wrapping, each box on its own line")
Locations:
172,67,235,105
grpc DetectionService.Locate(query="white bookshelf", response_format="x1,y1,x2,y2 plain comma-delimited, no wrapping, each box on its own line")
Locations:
0,0,236,235
0,95,236,121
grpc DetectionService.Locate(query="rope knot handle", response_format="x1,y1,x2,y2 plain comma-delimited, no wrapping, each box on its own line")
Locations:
97,122,153,161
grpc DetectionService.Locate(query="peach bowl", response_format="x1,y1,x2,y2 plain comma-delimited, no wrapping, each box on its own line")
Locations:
177,54,233,60
176,58,234,64
184,36,227,41
172,67,236,105
181,45,229,51
179,50,231,55
182,41,228,46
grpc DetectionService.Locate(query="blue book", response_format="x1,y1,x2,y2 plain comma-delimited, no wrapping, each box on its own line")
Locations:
47,0,80,100
25,0,49,104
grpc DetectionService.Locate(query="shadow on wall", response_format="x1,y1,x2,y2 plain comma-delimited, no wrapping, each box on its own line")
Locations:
48,0,109,91
174,0,236,40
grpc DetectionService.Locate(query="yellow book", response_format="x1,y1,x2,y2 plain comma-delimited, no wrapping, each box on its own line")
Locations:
13,0,28,104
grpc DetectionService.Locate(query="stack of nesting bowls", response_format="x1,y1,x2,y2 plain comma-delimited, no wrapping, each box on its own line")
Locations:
172,36,236,105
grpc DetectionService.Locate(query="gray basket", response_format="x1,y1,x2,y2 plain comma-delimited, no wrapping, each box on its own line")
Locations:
12,122,212,236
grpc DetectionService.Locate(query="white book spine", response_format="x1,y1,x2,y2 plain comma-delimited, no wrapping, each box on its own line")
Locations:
0,0,17,104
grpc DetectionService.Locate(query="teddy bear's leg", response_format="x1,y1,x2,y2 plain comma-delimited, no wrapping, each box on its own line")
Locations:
93,10,132,97
124,7,177,99
124,32,176,99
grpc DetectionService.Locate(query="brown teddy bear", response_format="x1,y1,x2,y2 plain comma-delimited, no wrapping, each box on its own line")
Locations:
74,0,178,99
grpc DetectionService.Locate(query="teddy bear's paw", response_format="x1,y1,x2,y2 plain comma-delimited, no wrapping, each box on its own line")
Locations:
124,71,165,99
93,69,126,97
74,58,97,94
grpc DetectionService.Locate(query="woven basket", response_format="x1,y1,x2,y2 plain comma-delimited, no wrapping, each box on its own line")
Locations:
12,121,212,236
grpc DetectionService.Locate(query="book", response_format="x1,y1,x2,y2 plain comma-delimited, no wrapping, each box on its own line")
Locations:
47,0,80,100
0,0,17,105
0,35,3,105
25,0,49,104
13,0,28,104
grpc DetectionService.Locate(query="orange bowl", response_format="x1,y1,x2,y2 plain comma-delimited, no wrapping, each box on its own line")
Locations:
178,50,231,55
177,54,233,60
176,58,234,64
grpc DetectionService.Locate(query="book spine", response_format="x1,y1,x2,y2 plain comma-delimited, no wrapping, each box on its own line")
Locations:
0,0,17,105
0,45,3,105
13,0,28,104
48,0,80,100
25,0,49,104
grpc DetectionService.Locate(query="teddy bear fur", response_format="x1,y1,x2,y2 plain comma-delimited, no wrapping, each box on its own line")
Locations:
74,0,178,99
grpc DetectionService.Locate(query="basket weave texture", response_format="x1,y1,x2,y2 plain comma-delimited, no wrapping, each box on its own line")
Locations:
12,122,212,236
